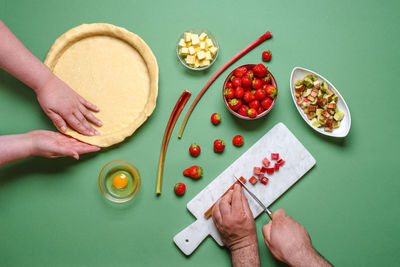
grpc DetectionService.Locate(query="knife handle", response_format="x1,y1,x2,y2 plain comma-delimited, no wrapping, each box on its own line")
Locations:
266,208,273,220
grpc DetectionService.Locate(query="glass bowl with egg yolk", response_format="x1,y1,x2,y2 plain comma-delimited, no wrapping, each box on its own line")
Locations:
98,160,141,203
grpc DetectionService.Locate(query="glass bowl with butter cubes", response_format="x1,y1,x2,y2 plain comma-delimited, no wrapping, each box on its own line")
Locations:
176,28,219,70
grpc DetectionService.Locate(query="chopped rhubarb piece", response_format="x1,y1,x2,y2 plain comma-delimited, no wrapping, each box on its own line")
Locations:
261,166,267,173
254,167,261,175
327,102,336,109
260,176,269,185
249,176,258,185
277,158,285,166
307,106,316,112
258,173,264,180
274,163,280,171
266,167,274,174
262,157,270,166
271,153,279,160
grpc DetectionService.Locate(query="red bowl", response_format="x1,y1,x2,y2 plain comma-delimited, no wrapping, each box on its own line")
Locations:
222,64,278,120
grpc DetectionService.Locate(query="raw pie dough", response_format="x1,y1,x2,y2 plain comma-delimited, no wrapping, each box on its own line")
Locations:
45,23,158,147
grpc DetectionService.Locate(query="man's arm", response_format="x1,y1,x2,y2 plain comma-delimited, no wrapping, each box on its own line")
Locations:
212,184,260,267
262,209,332,267
0,20,102,136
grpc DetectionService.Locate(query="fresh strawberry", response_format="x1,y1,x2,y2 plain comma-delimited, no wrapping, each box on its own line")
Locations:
261,97,273,110
238,105,249,116
232,135,244,146
248,108,257,118
231,77,242,88
274,163,280,171
211,113,221,125
189,144,201,157
266,167,274,174
235,87,244,99
254,167,261,175
243,91,255,103
183,165,203,179
249,176,258,185
174,182,186,195
271,153,279,160
241,76,252,88
260,176,269,185
253,64,268,78
264,84,277,98
245,70,254,79
254,89,267,100
234,66,248,78
214,139,225,153
228,98,242,111
262,74,271,84
252,79,263,89
262,50,272,62
226,82,233,89
257,106,265,114
249,100,260,110
262,157,270,166
224,88,235,99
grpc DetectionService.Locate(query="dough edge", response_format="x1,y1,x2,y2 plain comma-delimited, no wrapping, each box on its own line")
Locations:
44,23,159,147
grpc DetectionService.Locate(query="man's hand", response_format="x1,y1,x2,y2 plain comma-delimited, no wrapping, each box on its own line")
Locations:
36,75,102,136
212,184,260,267
262,209,331,267
27,130,100,160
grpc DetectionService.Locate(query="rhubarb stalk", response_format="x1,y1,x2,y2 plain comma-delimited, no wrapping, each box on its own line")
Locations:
156,90,191,195
178,31,272,138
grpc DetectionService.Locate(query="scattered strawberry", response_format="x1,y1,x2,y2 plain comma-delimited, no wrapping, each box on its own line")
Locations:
234,66,247,78
243,91,255,103
231,77,242,88
241,76,252,88
248,108,257,118
254,89,267,100
228,99,242,111
238,105,249,116
249,176,258,185
183,165,203,179
232,135,244,146
235,87,244,99
224,88,235,99
261,97,273,110
226,82,233,89
253,64,268,78
214,139,225,153
189,144,201,157
271,153,279,160
264,84,277,98
252,79,263,89
262,50,272,62
260,176,269,185
211,113,221,125
174,182,186,195
249,100,260,110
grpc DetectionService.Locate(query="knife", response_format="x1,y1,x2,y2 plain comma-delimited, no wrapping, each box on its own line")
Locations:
234,175,273,220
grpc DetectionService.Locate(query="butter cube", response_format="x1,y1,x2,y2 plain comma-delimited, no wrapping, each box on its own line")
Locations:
199,32,208,41
185,55,195,65
209,46,218,55
199,42,206,50
199,59,210,67
191,34,200,45
194,58,200,68
205,51,212,60
188,46,195,55
184,32,191,42
205,38,214,47
197,50,206,60
179,47,189,55
178,38,186,47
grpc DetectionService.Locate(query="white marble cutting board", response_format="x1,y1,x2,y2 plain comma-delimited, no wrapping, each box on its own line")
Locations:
173,123,316,255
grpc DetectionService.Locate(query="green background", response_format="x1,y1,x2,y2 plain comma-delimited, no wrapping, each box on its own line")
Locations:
0,0,399,266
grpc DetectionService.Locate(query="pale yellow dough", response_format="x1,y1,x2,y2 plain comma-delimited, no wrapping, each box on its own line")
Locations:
44,23,158,147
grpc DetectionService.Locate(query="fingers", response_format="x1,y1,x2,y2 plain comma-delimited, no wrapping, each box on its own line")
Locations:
79,96,99,112
48,112,67,132
52,144,79,160
212,200,222,225
231,184,243,213
66,112,98,136
262,223,272,247
219,190,233,219
240,186,254,218
70,141,100,154
273,208,286,219
78,104,103,127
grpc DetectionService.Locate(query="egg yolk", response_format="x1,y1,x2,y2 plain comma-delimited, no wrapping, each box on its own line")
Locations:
112,173,128,189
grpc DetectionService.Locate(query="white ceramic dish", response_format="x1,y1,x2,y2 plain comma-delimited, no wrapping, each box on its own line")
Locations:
290,67,351,138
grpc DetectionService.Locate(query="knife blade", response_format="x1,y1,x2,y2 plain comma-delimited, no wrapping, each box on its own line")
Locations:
234,175,273,219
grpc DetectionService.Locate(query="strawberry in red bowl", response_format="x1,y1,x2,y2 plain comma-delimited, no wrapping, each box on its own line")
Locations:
222,64,278,120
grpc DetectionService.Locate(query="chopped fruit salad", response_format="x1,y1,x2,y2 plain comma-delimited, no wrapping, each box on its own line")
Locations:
295,74,344,132
178,31,218,68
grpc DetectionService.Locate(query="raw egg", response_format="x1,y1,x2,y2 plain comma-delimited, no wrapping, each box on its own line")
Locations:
112,173,128,189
